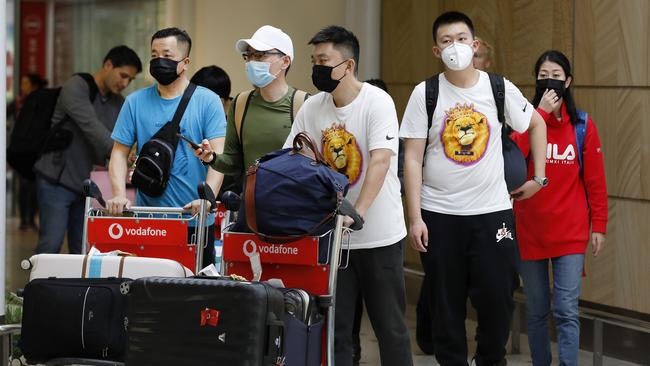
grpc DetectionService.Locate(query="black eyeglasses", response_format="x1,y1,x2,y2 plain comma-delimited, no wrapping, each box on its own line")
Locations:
242,50,285,61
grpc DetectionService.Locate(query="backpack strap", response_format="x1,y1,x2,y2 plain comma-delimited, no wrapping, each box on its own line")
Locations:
487,72,506,125
575,109,588,175
424,74,439,149
170,83,197,131
290,89,309,123
234,90,255,141
75,73,99,103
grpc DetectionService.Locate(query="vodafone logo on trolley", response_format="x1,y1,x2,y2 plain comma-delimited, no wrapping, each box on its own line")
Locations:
87,217,186,246
107,223,168,240
222,232,320,266
108,223,124,239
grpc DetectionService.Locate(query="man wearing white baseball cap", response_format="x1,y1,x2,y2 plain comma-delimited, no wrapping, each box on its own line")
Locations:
194,25,309,193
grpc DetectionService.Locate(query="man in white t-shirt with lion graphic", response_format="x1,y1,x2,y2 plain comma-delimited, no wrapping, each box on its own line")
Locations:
284,25,412,366
400,11,547,366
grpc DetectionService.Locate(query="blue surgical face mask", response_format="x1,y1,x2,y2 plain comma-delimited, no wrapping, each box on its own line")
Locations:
245,60,279,88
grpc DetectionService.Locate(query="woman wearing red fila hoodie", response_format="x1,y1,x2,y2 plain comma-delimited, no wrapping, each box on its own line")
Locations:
510,50,608,366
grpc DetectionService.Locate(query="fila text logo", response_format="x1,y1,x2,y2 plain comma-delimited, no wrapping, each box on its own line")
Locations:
547,143,575,161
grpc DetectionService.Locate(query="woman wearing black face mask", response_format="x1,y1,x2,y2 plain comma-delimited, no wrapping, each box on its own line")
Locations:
510,50,608,366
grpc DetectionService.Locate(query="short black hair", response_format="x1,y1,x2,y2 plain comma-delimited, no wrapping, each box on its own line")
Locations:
191,66,231,100
103,45,142,73
432,11,475,42
309,25,360,74
151,27,192,57
24,73,48,90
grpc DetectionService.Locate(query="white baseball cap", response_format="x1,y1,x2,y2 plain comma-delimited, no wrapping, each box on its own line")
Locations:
235,25,294,61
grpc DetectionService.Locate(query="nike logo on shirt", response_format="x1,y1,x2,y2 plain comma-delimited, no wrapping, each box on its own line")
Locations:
386,135,395,140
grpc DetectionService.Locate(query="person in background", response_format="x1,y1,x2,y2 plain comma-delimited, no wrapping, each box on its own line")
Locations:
191,65,233,112
10,74,48,231
190,65,242,196
473,36,493,71
34,45,142,254
511,50,607,366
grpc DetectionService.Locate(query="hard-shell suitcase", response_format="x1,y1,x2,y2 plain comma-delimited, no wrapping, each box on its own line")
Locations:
20,277,131,363
282,289,323,366
126,276,285,366
22,253,193,281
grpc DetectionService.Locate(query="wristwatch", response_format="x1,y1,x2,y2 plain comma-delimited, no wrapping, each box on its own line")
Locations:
532,176,549,187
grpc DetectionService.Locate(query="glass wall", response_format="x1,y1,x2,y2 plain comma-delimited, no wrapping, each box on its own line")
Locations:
51,0,163,93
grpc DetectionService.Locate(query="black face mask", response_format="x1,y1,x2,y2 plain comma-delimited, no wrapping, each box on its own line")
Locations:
536,78,566,98
311,60,348,93
150,58,182,86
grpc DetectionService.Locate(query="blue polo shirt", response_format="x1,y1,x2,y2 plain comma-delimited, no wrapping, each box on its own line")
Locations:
112,84,226,225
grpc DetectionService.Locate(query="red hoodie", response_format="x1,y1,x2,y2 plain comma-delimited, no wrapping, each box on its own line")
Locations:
511,104,608,260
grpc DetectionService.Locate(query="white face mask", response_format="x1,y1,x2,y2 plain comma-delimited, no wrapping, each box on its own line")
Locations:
441,42,474,71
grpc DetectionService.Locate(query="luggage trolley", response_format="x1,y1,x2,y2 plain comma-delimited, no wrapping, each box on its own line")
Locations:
81,180,217,274
221,197,363,366
14,181,218,366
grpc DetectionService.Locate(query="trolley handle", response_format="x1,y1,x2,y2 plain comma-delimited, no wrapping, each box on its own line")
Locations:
221,190,241,211
83,179,106,207
338,198,364,231
197,181,217,211
90,206,194,216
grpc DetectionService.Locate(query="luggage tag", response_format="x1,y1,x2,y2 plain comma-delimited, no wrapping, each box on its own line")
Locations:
243,240,262,281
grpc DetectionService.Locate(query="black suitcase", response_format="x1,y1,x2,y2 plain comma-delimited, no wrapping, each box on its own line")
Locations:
126,276,285,366
20,277,131,363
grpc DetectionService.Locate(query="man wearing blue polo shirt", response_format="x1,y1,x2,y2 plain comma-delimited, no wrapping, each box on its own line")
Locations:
107,27,226,267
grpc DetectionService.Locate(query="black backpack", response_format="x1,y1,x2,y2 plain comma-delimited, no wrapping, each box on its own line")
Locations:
7,73,97,180
425,72,527,192
131,83,196,197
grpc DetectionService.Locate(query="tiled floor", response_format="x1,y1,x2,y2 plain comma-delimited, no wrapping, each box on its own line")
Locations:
3,216,644,366
355,302,644,366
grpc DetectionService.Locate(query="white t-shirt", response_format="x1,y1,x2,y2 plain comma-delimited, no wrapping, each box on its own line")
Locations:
284,83,406,249
399,71,533,215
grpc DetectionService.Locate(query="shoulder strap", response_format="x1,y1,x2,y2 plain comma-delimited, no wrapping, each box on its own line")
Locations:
170,83,197,130
234,90,255,141
575,109,588,175
424,74,439,145
290,89,309,123
487,72,505,125
75,73,99,103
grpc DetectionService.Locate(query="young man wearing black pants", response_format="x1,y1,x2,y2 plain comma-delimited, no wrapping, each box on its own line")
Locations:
284,26,412,366
400,11,547,366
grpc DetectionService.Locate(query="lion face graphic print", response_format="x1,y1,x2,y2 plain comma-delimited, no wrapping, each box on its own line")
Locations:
321,123,363,185
440,103,490,165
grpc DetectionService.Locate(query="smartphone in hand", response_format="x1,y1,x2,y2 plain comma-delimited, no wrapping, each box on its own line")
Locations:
176,133,201,150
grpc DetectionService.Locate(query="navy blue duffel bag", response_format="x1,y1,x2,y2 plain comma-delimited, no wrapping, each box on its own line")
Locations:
240,132,349,244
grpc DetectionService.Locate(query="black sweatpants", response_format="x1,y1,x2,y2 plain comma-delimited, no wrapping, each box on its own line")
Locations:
420,209,518,366
334,241,413,366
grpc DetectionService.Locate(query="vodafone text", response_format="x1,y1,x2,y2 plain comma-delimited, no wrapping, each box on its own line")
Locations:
108,223,167,240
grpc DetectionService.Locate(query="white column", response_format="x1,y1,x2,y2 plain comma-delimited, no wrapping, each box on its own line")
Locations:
1,0,9,320
345,0,381,81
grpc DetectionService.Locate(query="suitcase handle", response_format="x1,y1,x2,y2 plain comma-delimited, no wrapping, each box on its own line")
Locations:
265,312,285,365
